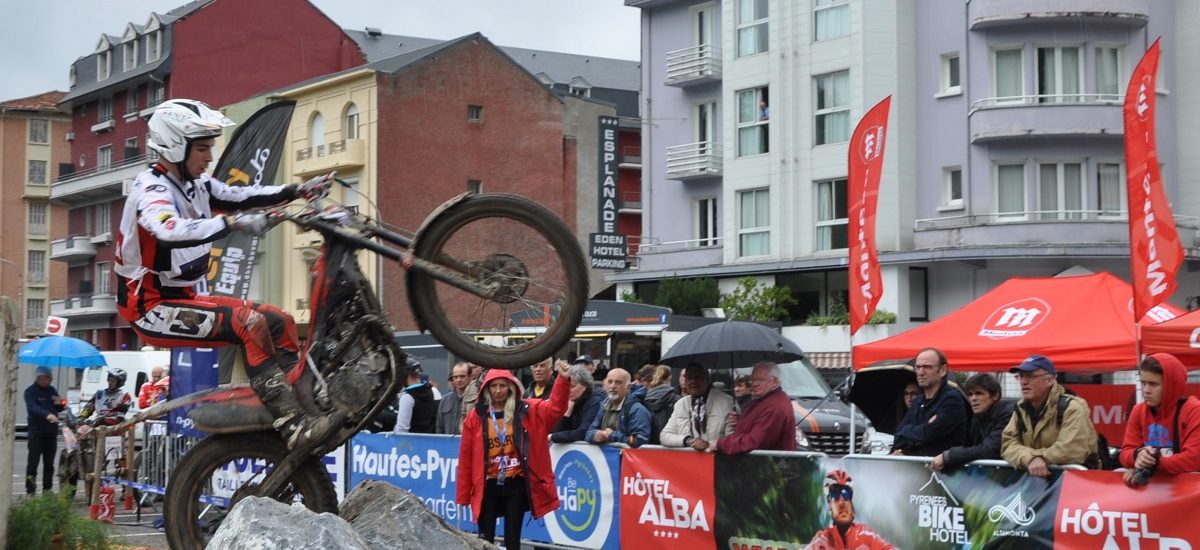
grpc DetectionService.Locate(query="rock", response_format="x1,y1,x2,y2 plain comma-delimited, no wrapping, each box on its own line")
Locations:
340,480,496,550
206,496,371,550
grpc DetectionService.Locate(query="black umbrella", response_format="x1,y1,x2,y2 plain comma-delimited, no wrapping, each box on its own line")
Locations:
849,361,917,435
659,320,804,369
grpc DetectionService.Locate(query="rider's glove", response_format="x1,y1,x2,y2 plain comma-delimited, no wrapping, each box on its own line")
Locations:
226,213,269,235
298,172,335,200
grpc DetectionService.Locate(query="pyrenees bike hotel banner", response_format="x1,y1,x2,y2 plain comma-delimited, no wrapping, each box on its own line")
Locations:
349,433,1200,549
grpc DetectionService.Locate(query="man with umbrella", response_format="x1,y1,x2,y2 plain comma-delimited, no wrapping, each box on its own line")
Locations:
24,366,62,496
715,362,796,454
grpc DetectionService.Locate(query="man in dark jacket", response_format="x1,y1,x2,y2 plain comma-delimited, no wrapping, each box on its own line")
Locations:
933,373,1015,470
586,368,652,447
716,362,797,454
552,365,603,443
523,358,555,400
892,348,969,456
24,366,61,496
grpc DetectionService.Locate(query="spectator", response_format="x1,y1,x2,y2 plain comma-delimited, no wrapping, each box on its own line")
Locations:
932,373,1015,470
891,348,968,456
1002,355,1100,477
733,375,753,408
437,363,470,435
457,362,570,548
552,364,604,444
24,366,61,496
573,355,601,388
586,368,651,447
460,362,485,425
1120,353,1200,486
641,365,680,445
716,362,796,454
661,364,734,451
395,361,437,434
137,365,169,409
524,358,556,400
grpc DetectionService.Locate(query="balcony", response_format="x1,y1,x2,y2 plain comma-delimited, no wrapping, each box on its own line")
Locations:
665,141,722,181
968,94,1123,143
632,236,724,273
619,191,642,214
24,183,50,199
49,235,97,264
294,139,366,178
913,211,1200,250
665,44,721,87
50,154,146,207
90,119,116,133
50,294,117,319
968,0,1149,29
619,145,641,169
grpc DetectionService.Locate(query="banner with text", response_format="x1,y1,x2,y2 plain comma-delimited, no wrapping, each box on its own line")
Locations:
1056,470,1200,549
592,115,626,270
620,448,715,550
349,433,476,530
847,96,891,335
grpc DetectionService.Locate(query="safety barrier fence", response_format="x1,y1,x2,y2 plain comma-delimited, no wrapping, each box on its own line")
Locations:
350,433,1200,550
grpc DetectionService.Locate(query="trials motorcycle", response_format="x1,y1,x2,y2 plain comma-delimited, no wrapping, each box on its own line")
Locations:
117,190,587,549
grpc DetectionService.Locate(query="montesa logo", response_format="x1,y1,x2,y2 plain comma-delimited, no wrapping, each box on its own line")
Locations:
860,125,886,162
979,298,1051,339
1136,75,1153,122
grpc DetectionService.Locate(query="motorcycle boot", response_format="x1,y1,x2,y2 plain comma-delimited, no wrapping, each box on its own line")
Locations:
250,370,343,451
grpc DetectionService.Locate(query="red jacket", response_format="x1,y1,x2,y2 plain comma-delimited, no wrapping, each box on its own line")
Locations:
1120,353,1200,474
716,385,796,454
456,369,570,521
805,523,896,550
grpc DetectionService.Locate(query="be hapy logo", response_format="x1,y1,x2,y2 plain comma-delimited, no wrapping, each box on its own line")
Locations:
547,446,613,547
860,125,886,163
980,298,1051,339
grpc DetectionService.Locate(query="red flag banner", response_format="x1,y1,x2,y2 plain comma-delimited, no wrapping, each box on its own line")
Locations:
1124,39,1182,321
848,96,892,335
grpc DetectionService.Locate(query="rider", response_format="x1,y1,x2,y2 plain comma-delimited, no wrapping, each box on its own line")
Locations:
114,98,337,450
80,368,133,426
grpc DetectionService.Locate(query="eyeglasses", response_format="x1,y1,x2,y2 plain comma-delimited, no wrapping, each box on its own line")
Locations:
914,363,940,371
1015,372,1052,381
826,486,853,502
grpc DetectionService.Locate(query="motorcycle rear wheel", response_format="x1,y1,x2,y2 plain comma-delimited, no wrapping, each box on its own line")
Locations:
409,193,588,369
163,433,336,550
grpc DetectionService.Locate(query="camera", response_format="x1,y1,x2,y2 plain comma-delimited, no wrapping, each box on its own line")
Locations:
1130,447,1161,486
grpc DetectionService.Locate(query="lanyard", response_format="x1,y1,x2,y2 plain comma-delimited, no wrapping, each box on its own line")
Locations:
489,407,507,447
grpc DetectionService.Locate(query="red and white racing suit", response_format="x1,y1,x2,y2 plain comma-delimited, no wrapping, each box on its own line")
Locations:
805,523,896,550
115,163,300,382
81,389,132,426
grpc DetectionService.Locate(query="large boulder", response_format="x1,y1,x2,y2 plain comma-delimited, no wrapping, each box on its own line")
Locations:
339,480,496,550
207,497,370,550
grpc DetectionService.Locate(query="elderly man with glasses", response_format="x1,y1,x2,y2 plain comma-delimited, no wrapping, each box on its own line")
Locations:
890,348,969,456
1001,355,1100,477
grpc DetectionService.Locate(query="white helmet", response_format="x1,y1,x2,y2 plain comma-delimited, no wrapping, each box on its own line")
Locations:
147,99,235,163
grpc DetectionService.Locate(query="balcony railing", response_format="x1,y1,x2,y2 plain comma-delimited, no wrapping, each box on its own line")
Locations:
913,211,1200,250
620,145,642,167
50,293,117,318
970,93,1124,112
968,94,1124,143
51,154,146,206
665,44,722,87
294,139,366,177
619,191,642,212
665,141,722,180
49,235,97,263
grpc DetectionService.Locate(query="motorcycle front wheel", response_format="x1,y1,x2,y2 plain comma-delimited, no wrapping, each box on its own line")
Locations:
409,193,589,370
163,433,336,550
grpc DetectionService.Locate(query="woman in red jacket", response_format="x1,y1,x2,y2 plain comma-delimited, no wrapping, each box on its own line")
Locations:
457,361,570,547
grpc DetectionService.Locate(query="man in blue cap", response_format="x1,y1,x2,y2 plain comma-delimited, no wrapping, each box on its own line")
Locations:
1001,355,1100,476
24,366,61,496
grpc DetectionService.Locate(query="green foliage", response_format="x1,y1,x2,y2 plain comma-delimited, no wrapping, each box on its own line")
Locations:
7,489,109,550
653,276,719,316
804,295,896,326
719,276,797,322
619,290,644,304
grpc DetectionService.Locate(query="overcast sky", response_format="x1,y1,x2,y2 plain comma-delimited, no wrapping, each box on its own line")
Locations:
0,0,641,102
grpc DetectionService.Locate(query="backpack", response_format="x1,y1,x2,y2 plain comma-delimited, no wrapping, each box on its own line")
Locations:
645,392,680,446
1015,391,1102,469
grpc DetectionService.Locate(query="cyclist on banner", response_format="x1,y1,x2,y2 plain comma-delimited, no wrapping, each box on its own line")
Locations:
805,470,895,550
80,368,133,426
114,98,338,450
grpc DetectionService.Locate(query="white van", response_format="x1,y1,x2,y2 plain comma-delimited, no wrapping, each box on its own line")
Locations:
79,350,171,415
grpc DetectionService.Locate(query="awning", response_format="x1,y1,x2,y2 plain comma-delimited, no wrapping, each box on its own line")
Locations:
510,300,672,334
807,352,852,370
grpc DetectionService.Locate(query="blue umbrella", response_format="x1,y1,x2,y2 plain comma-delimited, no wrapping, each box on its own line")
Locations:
18,336,107,369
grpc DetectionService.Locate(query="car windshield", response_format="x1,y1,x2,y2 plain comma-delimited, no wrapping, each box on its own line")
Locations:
709,359,832,398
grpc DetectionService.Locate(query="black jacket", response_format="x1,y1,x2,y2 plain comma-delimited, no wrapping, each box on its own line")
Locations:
892,377,969,456
551,386,602,444
406,383,438,434
24,383,61,439
942,399,1017,467
524,376,555,401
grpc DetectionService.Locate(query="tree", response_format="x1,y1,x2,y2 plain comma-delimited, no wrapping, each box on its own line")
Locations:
719,277,796,322
653,276,719,316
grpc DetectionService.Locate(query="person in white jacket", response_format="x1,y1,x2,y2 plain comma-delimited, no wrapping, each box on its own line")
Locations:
659,363,735,451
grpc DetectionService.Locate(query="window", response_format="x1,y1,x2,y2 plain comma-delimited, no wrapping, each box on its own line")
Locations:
146,30,161,62
97,145,112,170
736,0,768,57
93,204,111,236
126,88,138,114
738,189,770,257
27,160,47,185
941,54,961,95
309,112,325,153
815,71,849,145
467,180,482,194
344,103,360,140
568,84,591,97
909,267,929,322
123,40,138,71
737,87,769,156
816,178,848,250
1038,162,1084,220
1097,162,1125,217
814,0,849,41
96,262,112,296
28,251,46,284
26,299,45,330
125,137,138,160
69,65,76,88
1037,46,1081,103
98,98,113,122
943,167,963,208
149,82,164,106
97,50,111,80
28,203,47,235
468,105,483,122
995,164,1026,218
695,197,718,247
1096,47,1122,102
993,49,1023,103
692,2,716,49
28,119,49,144
694,101,717,154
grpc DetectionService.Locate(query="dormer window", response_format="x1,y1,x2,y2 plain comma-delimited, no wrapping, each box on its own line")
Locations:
97,50,112,80
146,30,161,62
124,40,138,71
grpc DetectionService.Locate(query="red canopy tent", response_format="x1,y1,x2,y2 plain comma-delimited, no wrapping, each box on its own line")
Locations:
1141,309,1200,364
852,273,1182,373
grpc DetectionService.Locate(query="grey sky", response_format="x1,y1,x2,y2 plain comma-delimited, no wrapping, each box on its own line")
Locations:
0,0,641,102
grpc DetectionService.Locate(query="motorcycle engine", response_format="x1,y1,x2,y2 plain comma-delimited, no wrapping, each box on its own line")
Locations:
324,347,390,417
